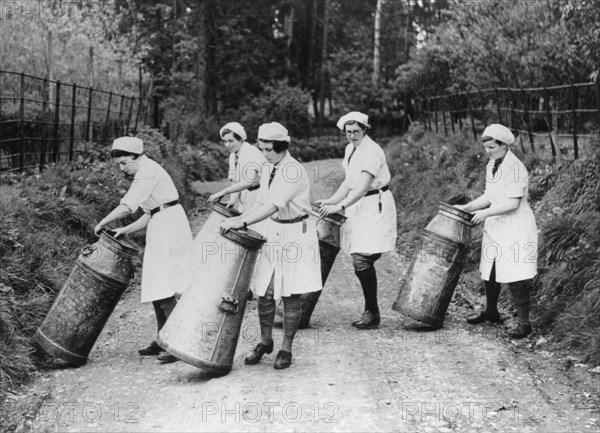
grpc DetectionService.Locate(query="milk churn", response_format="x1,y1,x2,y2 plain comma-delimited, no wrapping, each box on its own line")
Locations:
299,203,346,328
35,230,138,366
392,202,473,329
158,209,266,375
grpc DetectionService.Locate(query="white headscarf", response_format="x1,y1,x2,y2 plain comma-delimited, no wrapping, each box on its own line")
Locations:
482,124,515,146
220,122,247,141
257,122,291,142
112,137,143,154
336,111,370,131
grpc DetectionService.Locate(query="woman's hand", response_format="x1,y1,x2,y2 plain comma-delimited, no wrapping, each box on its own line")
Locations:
111,227,128,238
471,209,490,225
316,198,334,206
220,217,244,234
208,191,225,203
319,203,343,218
94,223,104,236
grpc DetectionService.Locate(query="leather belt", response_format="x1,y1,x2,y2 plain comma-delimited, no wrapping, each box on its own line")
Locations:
247,184,260,191
150,199,180,217
271,214,309,224
364,185,389,197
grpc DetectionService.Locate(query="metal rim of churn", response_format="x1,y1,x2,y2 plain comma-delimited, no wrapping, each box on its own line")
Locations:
310,202,347,225
221,227,266,250
99,230,139,257
212,202,242,218
438,202,474,226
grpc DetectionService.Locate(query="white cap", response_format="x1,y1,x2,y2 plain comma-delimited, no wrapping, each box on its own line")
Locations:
219,122,247,141
257,122,291,142
112,137,143,154
482,124,514,146
336,111,370,131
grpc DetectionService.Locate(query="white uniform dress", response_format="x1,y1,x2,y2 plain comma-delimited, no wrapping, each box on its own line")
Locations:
252,152,322,300
228,142,267,213
340,135,397,255
120,155,196,303
480,149,538,283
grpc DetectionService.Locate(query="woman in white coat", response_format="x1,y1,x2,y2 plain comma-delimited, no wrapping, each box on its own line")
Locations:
319,111,397,329
456,124,538,339
208,122,266,212
94,137,196,362
220,122,321,369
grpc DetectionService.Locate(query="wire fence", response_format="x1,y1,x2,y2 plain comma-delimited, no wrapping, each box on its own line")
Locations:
0,70,160,174
414,82,600,161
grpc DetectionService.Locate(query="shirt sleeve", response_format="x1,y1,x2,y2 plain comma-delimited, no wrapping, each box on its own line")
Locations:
505,162,528,198
120,174,156,213
358,148,381,177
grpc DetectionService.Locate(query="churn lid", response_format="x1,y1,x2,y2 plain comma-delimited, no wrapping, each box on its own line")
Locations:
438,202,474,225
221,227,267,250
212,202,242,218
310,202,347,225
101,229,139,256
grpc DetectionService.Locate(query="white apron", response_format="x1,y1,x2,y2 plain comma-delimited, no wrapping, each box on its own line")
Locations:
480,150,538,283
141,205,197,303
341,190,397,254
252,216,322,300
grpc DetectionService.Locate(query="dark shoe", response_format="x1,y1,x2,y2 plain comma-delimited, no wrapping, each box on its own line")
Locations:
466,311,502,325
157,351,178,363
352,311,380,330
507,323,532,339
244,340,274,365
138,341,162,356
273,350,292,369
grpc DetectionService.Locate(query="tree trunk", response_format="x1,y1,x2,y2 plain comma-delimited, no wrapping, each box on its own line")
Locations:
309,0,319,119
373,0,384,85
318,0,329,134
198,0,218,116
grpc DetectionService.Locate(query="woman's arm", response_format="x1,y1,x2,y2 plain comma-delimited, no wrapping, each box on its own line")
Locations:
94,204,132,235
455,194,491,213
471,197,521,225
320,171,374,216
317,181,351,206
111,213,151,237
220,203,277,232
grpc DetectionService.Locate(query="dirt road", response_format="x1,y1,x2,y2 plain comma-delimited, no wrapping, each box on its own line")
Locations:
4,159,598,433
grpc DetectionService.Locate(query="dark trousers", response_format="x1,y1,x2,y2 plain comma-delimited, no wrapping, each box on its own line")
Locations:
485,262,531,324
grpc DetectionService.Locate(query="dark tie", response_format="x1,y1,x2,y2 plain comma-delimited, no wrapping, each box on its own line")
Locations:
492,157,504,176
234,153,239,170
268,166,277,188
347,146,357,164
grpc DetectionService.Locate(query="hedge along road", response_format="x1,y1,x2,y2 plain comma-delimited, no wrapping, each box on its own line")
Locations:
9,159,598,433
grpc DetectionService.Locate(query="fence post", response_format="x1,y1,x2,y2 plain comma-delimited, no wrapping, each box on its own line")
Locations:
571,83,578,159
425,98,431,131
40,78,48,170
433,97,439,133
69,83,76,161
104,91,113,145
53,80,61,162
467,91,477,141
19,73,25,171
494,88,502,124
153,96,160,129
126,96,134,135
134,97,141,133
479,89,487,125
441,97,448,136
543,86,557,160
521,88,535,153
86,87,93,142
118,94,126,136
449,95,455,134
596,78,600,129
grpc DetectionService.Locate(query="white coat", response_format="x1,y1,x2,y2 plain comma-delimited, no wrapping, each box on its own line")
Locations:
340,135,397,255
252,152,322,299
228,142,266,213
480,150,538,283
119,155,196,303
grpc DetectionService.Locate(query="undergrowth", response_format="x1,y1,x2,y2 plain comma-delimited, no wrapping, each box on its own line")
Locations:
387,124,600,364
0,128,195,397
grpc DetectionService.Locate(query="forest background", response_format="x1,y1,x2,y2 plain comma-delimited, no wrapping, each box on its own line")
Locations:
0,0,599,399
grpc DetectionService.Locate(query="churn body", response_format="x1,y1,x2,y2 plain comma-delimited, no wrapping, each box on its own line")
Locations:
299,204,346,327
158,203,266,375
35,231,138,366
392,202,472,329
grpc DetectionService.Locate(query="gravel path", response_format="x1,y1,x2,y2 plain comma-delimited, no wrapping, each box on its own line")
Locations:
4,159,598,433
